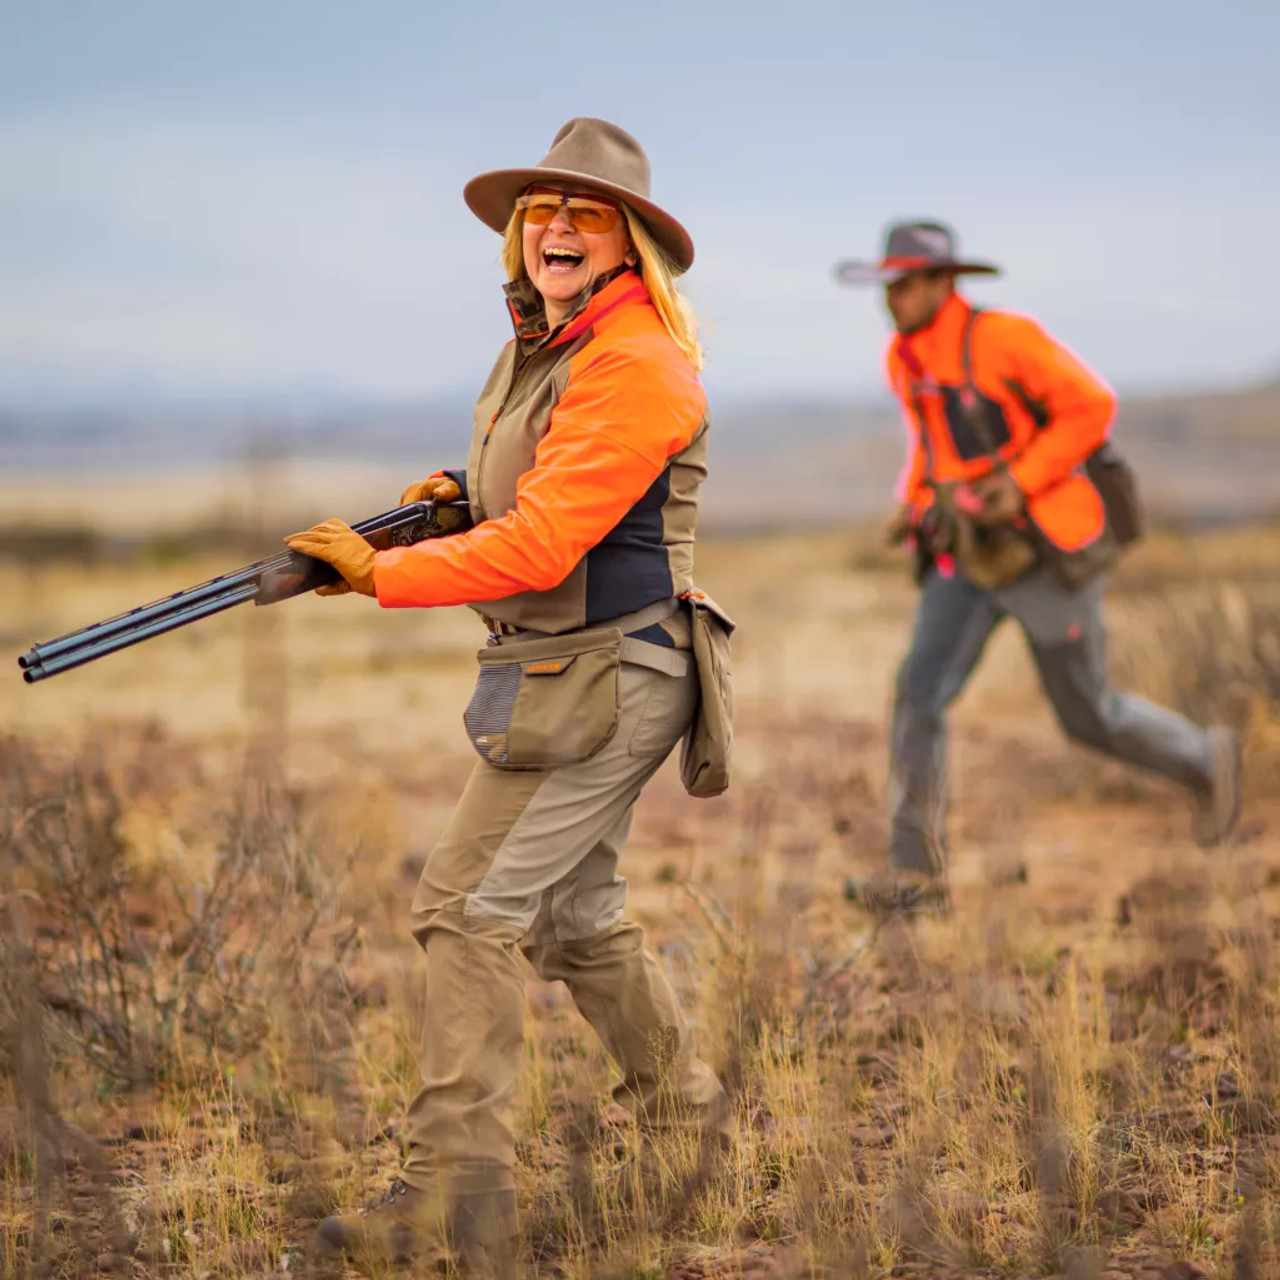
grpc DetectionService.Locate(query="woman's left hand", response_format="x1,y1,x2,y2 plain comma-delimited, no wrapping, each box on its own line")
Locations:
400,475,462,506
284,518,377,597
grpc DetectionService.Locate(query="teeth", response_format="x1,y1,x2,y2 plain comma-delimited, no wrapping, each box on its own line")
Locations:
545,248,582,260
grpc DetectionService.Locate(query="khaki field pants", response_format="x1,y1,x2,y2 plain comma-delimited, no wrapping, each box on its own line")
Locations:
401,659,727,1201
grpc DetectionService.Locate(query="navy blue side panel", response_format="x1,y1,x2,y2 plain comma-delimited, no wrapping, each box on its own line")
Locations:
584,467,674,624
626,622,675,647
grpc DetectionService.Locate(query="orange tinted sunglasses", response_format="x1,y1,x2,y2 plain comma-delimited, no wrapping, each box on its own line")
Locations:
516,188,622,234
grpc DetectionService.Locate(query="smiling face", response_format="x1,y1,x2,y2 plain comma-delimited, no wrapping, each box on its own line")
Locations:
519,186,633,326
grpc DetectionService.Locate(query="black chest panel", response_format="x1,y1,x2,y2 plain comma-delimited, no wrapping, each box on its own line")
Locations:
939,384,1014,461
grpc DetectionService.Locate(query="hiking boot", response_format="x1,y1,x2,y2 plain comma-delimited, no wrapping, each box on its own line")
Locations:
451,1189,518,1280
315,1178,444,1266
842,870,950,917
1191,726,1243,849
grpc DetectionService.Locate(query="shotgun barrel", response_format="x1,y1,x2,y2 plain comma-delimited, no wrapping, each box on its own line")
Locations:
18,500,472,684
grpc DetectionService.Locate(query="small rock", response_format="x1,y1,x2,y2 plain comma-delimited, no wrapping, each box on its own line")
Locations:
1161,1263,1208,1280
226,1240,269,1270
849,1123,894,1147
1212,1070,1239,1099
937,1190,988,1219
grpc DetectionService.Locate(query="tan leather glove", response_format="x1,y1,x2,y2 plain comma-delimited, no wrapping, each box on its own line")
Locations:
882,502,916,548
399,474,462,506
284,518,377,598
965,469,1025,527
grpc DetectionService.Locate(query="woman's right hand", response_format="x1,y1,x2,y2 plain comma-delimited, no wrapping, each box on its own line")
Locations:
399,474,463,506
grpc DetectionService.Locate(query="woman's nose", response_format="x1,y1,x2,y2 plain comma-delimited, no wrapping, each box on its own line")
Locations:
547,206,577,234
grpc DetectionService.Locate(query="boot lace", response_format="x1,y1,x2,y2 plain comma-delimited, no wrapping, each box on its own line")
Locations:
360,1178,410,1217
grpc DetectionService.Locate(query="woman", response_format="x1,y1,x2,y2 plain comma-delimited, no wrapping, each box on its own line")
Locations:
286,117,732,1269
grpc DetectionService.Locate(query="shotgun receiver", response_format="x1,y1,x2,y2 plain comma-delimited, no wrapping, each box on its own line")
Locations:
17,501,472,684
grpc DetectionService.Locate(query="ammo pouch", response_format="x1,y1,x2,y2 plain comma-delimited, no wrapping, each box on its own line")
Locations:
1085,442,1143,546
956,516,1040,591
913,306,1143,594
1037,446,1142,590
463,626,622,769
1038,519,1119,591
928,482,1040,591
679,590,736,799
922,456,1141,594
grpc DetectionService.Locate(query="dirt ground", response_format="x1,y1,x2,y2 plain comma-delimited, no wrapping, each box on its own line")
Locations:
3,513,1280,1278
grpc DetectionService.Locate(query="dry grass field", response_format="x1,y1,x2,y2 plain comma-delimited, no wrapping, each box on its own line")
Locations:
3,488,1280,1279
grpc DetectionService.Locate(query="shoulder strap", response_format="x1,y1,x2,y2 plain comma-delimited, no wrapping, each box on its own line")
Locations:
961,305,983,387
956,306,1005,462
896,339,936,478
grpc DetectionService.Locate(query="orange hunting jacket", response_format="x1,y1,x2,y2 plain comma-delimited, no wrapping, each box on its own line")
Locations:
372,268,708,633
888,292,1115,552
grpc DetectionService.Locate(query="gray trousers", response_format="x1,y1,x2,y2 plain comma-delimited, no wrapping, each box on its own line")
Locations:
890,565,1214,875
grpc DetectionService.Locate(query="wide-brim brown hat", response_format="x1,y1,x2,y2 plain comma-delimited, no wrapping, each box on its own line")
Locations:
834,220,1000,285
464,116,695,274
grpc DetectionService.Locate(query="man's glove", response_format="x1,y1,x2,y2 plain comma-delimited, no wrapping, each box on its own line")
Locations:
917,506,955,555
881,502,916,548
399,474,462,506
965,469,1024,527
284,518,377,598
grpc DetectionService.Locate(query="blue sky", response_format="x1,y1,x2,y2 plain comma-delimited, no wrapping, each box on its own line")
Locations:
2,0,1277,407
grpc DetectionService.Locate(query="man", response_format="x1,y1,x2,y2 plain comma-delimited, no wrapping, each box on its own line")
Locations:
834,220,1242,914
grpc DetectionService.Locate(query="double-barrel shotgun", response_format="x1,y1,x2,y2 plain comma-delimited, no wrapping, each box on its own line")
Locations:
17,500,472,684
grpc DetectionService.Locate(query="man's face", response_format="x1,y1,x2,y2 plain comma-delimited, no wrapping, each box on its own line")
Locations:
884,271,953,334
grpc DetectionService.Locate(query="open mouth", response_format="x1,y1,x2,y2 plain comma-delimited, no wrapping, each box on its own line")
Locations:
542,246,585,274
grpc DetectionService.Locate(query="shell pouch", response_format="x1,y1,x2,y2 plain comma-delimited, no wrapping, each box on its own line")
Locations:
1028,473,1119,590
463,626,623,769
679,590,736,799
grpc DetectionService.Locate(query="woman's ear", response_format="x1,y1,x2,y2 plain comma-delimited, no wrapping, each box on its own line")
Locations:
624,243,638,267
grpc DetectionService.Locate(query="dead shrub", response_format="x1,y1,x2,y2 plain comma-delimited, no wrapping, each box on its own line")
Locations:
1111,578,1280,728
0,731,361,1088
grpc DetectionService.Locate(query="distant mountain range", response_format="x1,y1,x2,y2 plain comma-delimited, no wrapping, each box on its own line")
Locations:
2,378,1277,530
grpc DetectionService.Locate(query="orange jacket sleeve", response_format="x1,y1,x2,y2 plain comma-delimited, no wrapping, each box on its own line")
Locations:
372,338,705,608
886,345,929,507
987,314,1116,497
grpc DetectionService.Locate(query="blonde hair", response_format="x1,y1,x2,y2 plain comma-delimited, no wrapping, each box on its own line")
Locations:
500,200,703,371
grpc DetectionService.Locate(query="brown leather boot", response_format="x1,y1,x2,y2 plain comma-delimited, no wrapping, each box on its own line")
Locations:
315,1180,518,1277
451,1188,518,1279
842,869,950,918
314,1179,445,1266
1191,726,1243,849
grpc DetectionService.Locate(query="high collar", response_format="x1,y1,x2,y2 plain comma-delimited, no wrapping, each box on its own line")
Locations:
503,265,644,355
894,291,971,377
